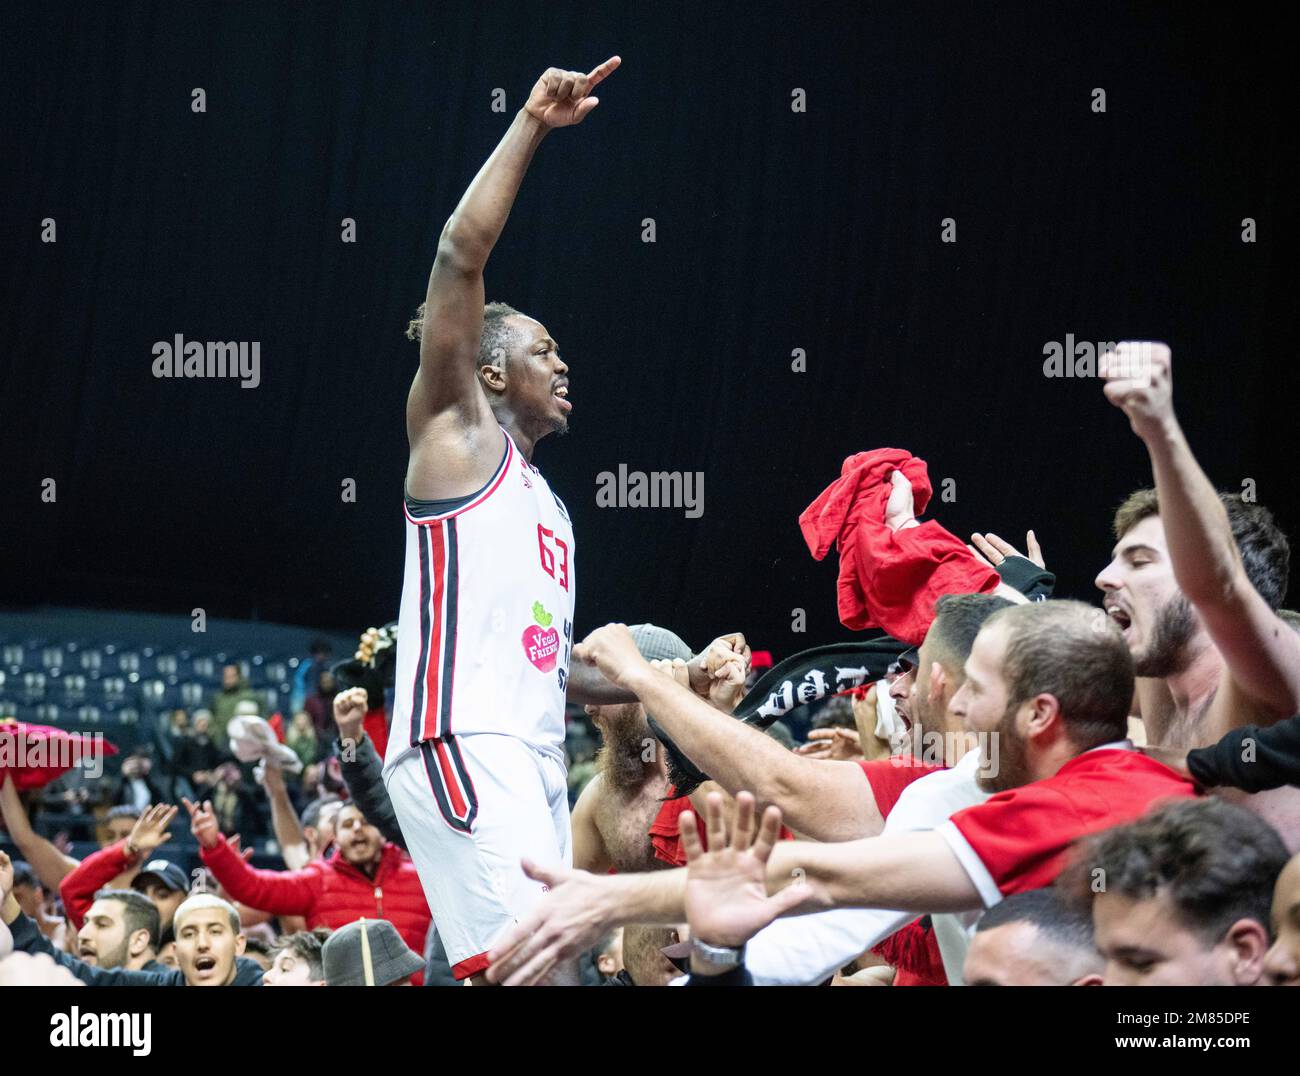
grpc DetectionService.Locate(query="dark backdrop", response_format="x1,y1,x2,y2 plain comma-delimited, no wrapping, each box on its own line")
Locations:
2,2,1295,655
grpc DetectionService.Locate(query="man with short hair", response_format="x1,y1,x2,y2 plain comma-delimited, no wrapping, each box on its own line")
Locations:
485,601,1199,985
1097,341,1300,846
1062,798,1287,985
963,889,1103,986
75,889,160,970
264,928,332,986
0,857,262,986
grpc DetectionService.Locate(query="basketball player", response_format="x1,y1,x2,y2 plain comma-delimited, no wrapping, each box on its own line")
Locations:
383,56,729,985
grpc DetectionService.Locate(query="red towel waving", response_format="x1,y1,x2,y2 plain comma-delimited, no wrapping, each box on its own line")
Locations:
799,449,999,644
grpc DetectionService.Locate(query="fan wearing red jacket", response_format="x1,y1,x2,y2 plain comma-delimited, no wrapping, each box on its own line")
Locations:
184,797,431,982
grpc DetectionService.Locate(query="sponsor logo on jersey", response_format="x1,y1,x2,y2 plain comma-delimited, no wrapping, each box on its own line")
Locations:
522,601,560,672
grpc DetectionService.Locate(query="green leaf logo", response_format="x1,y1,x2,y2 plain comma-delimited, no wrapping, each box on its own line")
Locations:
532,601,553,628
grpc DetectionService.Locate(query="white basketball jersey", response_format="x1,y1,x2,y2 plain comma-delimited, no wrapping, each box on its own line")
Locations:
393,430,576,756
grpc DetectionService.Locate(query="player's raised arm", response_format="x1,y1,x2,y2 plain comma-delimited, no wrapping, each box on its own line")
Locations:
407,57,621,461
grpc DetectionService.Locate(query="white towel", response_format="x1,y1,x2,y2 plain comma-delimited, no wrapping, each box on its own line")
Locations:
228,715,303,774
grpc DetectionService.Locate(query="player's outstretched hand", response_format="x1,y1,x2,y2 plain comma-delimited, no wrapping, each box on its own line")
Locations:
573,623,651,692
680,791,809,950
1101,341,1174,442
524,56,621,129
485,860,620,985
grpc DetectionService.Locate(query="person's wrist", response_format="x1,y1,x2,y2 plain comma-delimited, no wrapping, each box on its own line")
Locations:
1,893,20,925
1137,413,1181,447
517,108,551,138
685,654,711,694
620,660,656,697
689,937,746,976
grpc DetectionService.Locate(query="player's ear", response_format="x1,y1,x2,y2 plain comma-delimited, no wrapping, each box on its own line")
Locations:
479,362,507,394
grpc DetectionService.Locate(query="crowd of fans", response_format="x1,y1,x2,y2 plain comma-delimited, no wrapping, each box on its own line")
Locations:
3,341,1300,987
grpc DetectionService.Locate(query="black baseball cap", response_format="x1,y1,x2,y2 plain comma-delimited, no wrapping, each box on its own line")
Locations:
132,859,189,894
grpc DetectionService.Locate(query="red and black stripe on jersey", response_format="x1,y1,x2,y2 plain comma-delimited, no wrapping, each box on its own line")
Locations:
408,518,459,746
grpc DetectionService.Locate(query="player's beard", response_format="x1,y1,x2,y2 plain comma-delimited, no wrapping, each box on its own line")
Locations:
595,705,654,792
1133,593,1198,678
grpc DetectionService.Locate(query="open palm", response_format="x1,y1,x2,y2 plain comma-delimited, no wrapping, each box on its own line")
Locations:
679,791,808,949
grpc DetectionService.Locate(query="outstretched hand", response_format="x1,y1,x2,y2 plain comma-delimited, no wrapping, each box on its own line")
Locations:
679,791,809,949
485,859,618,985
524,56,621,128
794,726,865,761
127,803,179,858
182,797,221,850
970,530,1045,570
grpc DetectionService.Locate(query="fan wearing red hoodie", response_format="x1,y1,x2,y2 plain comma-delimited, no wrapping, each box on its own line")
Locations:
185,798,430,983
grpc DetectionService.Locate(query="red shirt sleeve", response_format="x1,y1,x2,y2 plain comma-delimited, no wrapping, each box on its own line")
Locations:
946,783,1078,896
199,836,322,916
856,757,946,818
59,841,134,931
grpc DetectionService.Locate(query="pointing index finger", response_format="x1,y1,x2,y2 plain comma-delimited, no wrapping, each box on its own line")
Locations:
586,55,621,88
